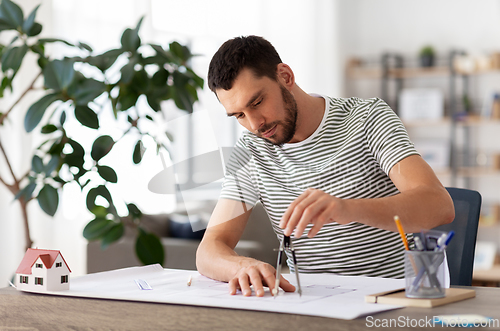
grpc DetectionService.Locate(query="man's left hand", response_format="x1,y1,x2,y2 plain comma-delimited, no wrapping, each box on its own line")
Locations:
279,188,347,238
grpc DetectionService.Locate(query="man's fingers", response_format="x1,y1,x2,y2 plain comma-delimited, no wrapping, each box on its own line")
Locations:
238,273,252,296
228,278,239,295
280,189,312,229
286,194,321,237
279,275,297,292
248,268,265,297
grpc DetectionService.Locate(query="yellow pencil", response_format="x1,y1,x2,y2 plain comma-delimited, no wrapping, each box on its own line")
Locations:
394,215,410,250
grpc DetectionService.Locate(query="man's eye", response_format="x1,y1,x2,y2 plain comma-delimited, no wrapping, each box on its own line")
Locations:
236,113,245,119
254,99,262,107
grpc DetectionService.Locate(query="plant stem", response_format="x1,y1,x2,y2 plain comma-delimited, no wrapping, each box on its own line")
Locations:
0,138,33,251
0,72,42,126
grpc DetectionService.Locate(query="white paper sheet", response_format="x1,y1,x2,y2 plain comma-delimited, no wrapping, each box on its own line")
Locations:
19,265,405,320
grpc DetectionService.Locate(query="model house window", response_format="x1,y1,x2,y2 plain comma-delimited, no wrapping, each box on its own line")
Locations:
19,276,28,284
56,262,62,267
61,275,68,284
35,277,43,285
35,263,43,268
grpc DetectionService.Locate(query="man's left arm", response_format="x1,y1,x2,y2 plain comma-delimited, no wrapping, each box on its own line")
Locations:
280,154,455,238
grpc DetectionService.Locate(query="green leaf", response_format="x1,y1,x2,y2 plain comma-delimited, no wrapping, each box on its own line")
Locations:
172,85,194,112
74,105,99,129
120,17,143,52
169,41,191,62
24,93,61,132
1,44,28,73
41,124,58,134
26,22,41,37
64,139,85,168
22,4,39,33
126,203,142,220
60,110,66,125
101,222,124,249
83,217,113,241
31,155,44,173
86,48,122,71
14,181,36,201
120,61,135,84
43,59,75,91
121,28,140,52
86,185,113,212
44,155,60,174
37,184,59,216
67,74,106,105
78,42,93,52
0,0,24,29
133,140,144,164
135,228,164,266
97,165,117,183
91,135,114,161
116,86,139,111
165,131,174,142
90,205,108,218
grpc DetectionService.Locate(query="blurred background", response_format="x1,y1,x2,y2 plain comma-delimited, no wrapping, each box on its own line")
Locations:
1,0,500,287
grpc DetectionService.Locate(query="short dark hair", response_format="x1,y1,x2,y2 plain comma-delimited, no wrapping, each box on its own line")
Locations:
208,36,282,93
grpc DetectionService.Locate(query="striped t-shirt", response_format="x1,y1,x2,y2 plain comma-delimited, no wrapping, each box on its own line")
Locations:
220,96,419,278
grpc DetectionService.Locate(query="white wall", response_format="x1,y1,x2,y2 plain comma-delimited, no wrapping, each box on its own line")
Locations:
339,0,500,61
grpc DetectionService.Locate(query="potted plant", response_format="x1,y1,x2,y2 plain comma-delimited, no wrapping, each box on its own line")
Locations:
419,45,436,67
0,0,204,265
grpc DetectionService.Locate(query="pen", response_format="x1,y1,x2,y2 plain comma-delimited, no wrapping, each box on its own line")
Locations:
187,275,192,286
394,216,410,250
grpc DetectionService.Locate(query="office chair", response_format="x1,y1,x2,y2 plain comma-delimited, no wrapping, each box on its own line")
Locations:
431,187,482,286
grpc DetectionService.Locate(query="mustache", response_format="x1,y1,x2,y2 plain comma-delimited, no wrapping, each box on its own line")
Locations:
258,122,279,135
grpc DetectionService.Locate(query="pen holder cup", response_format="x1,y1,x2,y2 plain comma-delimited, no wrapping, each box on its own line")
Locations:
404,250,445,299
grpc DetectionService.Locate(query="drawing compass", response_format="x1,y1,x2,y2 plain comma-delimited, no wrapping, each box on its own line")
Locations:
272,235,302,297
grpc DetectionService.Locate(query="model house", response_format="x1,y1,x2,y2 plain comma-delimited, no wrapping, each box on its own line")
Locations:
15,248,71,292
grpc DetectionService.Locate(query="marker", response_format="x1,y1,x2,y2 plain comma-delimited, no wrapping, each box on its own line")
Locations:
187,275,192,286
394,216,410,250
414,236,425,251
436,231,455,252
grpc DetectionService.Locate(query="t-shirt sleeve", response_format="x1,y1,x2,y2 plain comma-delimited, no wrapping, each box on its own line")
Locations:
219,137,259,207
363,98,420,175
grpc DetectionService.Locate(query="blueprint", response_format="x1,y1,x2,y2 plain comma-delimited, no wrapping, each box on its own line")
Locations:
18,264,405,320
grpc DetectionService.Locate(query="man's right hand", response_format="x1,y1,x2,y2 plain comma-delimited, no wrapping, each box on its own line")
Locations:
228,260,296,297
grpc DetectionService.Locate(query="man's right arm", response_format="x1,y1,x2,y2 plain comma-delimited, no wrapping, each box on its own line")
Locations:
196,198,295,297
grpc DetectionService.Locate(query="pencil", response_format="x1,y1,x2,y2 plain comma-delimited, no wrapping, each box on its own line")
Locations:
187,275,192,286
394,215,410,250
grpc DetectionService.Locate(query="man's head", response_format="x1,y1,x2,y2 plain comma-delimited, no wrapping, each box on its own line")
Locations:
209,36,299,146
208,36,282,93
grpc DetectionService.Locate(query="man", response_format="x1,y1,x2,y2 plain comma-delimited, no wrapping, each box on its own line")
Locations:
196,36,454,297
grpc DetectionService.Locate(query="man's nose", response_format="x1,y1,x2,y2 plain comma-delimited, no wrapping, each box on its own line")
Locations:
247,113,265,132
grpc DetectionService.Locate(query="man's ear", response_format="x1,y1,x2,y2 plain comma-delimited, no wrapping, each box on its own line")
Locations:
276,63,295,89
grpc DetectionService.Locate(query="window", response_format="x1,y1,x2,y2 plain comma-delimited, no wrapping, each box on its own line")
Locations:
35,263,43,268
56,262,62,268
19,276,28,284
35,277,43,286
61,275,69,284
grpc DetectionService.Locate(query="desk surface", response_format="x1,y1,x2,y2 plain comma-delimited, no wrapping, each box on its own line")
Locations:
1,286,499,330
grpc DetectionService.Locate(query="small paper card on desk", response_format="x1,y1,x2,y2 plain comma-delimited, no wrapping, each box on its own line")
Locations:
365,288,476,308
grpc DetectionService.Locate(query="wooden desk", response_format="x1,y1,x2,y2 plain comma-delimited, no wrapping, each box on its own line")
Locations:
1,286,499,330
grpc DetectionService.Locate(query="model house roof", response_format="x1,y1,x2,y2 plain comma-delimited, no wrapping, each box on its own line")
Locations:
16,248,71,275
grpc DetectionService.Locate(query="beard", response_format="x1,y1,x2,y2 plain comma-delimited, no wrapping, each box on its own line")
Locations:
258,85,298,146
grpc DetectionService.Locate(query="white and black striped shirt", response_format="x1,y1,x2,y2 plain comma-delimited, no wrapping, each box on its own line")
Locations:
221,96,419,278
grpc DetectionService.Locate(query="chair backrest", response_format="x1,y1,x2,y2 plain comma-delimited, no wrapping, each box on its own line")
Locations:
432,187,482,286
